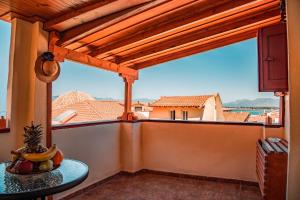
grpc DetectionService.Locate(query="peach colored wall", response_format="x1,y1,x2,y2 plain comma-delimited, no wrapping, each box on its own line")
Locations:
263,127,285,139
286,0,300,199
6,19,48,148
141,122,263,182
52,123,121,199
149,107,203,120
120,123,143,172
0,132,13,161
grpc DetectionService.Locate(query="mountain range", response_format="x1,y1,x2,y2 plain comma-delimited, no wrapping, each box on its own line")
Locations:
223,98,279,108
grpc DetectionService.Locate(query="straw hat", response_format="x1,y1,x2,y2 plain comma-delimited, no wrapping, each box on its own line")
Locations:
35,52,60,83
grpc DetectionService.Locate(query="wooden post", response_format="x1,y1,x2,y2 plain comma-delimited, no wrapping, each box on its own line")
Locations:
119,74,137,120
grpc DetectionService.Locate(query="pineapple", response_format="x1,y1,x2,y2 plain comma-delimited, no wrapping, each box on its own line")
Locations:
23,122,47,153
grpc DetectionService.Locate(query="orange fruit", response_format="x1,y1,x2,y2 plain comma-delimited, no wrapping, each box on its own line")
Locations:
52,149,64,167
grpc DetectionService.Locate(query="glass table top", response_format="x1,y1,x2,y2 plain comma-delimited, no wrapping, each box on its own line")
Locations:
0,159,88,199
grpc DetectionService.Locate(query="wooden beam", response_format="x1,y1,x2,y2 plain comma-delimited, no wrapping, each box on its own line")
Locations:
57,0,170,47
44,0,118,30
89,0,261,57
52,45,138,78
118,8,280,64
133,30,258,69
127,17,279,67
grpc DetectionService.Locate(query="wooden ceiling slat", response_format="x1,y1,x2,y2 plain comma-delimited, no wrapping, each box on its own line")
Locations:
44,0,118,30
128,17,279,69
57,0,172,47
0,0,281,71
63,0,198,51
116,8,279,64
132,30,258,70
112,1,278,59
0,0,99,21
89,0,258,58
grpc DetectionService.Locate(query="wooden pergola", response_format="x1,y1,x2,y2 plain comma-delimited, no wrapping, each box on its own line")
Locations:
2,1,300,199
0,0,281,121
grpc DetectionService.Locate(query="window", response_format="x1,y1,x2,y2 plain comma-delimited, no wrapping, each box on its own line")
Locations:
182,111,188,120
170,110,176,120
135,106,142,112
0,21,11,129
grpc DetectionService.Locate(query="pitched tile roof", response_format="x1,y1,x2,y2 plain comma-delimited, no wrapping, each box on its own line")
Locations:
52,100,123,124
150,95,213,107
53,91,95,109
223,112,250,122
247,115,267,123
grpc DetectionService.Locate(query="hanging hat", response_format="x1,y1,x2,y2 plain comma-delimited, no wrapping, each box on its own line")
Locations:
35,52,60,83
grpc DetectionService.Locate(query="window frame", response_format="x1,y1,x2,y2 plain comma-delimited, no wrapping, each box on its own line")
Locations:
170,110,176,120
182,111,188,120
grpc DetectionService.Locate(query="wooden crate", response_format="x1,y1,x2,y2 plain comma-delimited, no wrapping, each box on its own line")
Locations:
256,138,288,200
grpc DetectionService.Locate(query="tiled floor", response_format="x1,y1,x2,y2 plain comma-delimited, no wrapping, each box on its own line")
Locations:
70,172,262,200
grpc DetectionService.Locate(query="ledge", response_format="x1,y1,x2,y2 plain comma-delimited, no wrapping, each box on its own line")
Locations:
0,128,10,133
123,119,266,126
52,120,122,130
52,119,283,130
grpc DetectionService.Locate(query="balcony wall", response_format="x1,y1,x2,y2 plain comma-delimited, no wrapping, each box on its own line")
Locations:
52,122,121,199
0,131,13,161
47,121,284,199
141,122,263,182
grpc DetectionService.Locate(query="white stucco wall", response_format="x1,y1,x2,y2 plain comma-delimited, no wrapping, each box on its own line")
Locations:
52,123,121,199
0,131,13,161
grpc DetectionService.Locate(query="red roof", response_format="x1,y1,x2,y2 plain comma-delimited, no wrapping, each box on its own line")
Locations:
150,95,213,107
52,100,123,124
224,112,250,122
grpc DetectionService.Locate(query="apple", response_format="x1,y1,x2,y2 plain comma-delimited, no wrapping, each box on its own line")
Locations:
39,160,54,171
14,160,34,174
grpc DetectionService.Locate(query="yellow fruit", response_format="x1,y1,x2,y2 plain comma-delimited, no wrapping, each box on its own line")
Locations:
11,154,19,162
39,160,54,171
21,145,58,162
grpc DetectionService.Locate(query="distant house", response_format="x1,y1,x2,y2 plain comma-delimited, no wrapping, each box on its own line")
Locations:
149,94,224,121
223,112,250,122
131,101,152,119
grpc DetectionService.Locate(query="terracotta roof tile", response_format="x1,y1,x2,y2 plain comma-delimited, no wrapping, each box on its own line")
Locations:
53,91,95,109
52,100,123,124
150,95,213,107
247,115,267,123
224,112,250,122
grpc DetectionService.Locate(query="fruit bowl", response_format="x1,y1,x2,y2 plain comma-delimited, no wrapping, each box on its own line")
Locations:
6,122,64,175
6,144,64,175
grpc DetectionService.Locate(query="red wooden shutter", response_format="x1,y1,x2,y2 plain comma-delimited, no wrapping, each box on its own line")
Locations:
258,23,288,92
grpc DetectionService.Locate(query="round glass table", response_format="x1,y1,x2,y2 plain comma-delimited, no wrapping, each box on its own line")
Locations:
0,159,89,200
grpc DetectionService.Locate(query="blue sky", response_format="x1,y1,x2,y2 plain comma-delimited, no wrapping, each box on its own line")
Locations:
0,20,275,113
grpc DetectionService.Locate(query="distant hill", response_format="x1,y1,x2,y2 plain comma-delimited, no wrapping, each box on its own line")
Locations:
133,98,155,103
224,98,279,108
53,95,155,103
